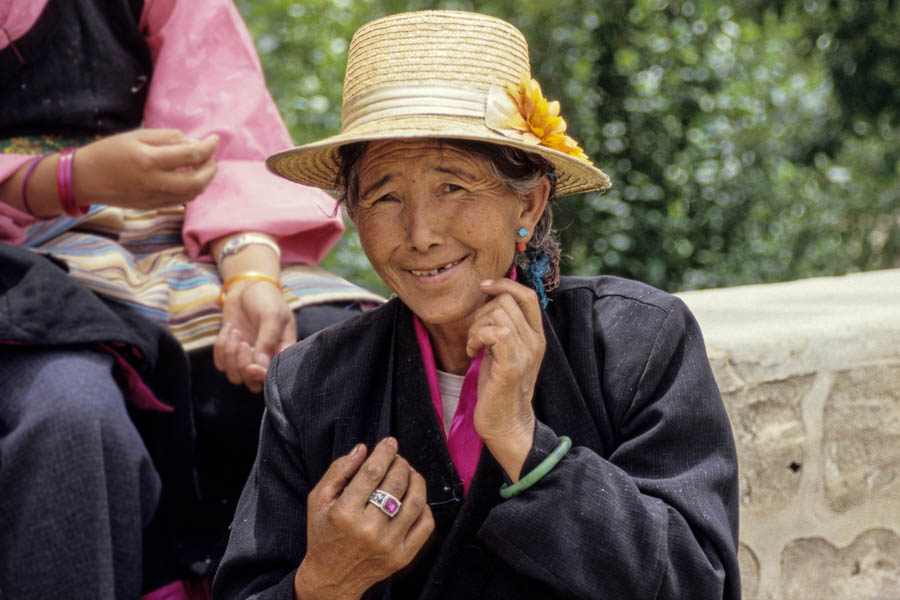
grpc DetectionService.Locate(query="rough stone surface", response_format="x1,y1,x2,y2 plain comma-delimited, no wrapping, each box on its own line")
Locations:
780,530,900,599
678,269,900,600
738,543,760,600
723,376,813,510
824,366,900,514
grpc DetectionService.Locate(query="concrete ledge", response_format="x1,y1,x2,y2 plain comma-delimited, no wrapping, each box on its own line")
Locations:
678,269,900,600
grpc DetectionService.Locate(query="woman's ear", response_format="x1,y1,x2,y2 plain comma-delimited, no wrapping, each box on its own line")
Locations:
519,176,551,231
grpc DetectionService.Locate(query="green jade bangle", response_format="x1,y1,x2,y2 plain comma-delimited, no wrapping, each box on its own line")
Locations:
499,435,572,499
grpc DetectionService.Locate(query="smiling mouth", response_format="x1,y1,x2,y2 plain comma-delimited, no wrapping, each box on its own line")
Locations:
410,258,463,277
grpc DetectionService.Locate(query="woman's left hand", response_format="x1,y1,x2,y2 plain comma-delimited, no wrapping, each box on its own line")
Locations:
466,278,546,481
213,279,296,393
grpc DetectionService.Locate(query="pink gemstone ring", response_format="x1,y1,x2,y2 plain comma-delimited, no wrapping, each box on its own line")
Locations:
368,489,402,518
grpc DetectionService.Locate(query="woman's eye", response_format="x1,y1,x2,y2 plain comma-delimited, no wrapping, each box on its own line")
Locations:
444,183,466,193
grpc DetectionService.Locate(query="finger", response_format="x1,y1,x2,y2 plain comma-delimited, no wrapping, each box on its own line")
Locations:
252,308,289,366
222,327,244,385
466,324,507,359
312,443,368,505
150,158,217,199
151,135,219,171
479,279,543,333
136,128,187,146
340,437,399,503
242,363,267,394
383,467,425,531
237,341,256,389
466,302,518,358
363,456,411,520
213,322,231,372
274,313,298,356
399,472,434,551
403,504,435,560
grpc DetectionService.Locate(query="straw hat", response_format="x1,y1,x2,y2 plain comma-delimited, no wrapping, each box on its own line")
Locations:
267,10,611,197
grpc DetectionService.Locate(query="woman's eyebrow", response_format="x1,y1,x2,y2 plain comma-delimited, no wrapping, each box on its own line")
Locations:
360,174,394,199
434,165,478,181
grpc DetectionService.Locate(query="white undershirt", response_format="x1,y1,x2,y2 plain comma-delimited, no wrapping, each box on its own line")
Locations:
436,369,465,436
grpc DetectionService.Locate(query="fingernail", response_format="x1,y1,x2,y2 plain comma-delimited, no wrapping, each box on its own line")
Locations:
480,280,493,287
255,352,271,368
385,436,398,449
351,443,363,456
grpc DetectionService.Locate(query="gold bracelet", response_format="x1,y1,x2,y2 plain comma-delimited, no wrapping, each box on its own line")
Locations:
218,271,281,307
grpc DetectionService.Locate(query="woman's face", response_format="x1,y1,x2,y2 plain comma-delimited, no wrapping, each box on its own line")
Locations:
350,139,545,332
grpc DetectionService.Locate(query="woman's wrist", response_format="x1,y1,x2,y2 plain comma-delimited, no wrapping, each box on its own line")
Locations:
294,559,362,600
481,420,535,483
211,232,281,281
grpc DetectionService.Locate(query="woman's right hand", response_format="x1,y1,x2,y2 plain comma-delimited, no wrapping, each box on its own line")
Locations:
294,437,434,600
73,128,218,209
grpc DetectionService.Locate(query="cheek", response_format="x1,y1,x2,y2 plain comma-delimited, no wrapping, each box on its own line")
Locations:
355,216,402,277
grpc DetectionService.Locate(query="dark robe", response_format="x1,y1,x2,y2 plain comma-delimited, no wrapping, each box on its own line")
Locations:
213,275,741,599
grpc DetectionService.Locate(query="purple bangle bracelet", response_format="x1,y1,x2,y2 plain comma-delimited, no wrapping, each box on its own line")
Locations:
21,152,53,217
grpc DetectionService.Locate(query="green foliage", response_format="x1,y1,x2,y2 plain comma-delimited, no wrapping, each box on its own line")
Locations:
237,0,900,293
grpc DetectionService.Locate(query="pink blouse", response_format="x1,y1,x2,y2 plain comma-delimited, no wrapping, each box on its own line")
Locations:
0,0,343,262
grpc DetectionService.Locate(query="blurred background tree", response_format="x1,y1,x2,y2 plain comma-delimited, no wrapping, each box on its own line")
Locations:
237,0,899,295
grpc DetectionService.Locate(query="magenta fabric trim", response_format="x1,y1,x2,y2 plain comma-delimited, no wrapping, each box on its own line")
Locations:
410,263,518,494
98,343,173,413
413,315,483,495
141,580,189,600
141,578,211,600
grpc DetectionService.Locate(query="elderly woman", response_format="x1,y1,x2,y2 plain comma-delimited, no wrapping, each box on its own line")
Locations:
214,10,740,600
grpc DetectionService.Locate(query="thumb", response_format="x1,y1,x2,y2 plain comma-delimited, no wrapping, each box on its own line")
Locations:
252,312,287,367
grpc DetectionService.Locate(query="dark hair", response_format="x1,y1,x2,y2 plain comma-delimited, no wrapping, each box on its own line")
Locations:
336,139,561,302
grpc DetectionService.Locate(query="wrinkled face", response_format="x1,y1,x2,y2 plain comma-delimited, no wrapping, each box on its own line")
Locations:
350,139,538,331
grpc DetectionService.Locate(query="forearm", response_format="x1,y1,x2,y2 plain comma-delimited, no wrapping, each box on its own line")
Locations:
0,152,68,218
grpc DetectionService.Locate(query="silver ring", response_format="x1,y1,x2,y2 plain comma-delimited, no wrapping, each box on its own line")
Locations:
368,489,402,518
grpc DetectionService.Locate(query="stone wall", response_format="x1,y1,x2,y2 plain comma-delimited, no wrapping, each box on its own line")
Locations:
678,269,900,600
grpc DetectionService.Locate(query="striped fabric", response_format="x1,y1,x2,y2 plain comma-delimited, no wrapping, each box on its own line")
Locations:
8,136,383,352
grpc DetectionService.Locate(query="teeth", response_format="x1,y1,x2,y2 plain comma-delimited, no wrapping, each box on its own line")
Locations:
411,260,460,276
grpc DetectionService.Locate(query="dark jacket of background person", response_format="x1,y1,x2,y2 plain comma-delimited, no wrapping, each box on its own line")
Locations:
214,274,741,599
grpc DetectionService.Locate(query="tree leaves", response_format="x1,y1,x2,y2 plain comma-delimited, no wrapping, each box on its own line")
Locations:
238,0,900,293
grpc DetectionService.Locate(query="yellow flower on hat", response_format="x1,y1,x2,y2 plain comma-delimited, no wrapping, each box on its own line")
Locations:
485,72,592,164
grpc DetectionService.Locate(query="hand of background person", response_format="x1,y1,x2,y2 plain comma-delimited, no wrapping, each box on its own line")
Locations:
1,128,218,218
467,278,546,482
73,128,218,210
213,278,296,394
294,438,434,600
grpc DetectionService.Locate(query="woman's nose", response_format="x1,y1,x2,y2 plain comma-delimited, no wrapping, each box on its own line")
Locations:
402,199,444,251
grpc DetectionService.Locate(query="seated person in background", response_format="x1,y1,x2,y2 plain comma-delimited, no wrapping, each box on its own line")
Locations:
0,0,380,597
214,10,741,600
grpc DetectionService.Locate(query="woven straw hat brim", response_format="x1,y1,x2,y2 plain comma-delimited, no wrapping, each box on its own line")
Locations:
266,10,612,198
268,116,611,198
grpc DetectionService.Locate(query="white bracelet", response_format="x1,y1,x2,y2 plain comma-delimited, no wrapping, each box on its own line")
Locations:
216,233,281,265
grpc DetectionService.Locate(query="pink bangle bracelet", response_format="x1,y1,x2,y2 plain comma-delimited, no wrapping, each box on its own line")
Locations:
21,152,53,217
56,148,88,217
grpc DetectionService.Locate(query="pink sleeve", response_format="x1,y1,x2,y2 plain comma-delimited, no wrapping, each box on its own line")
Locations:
0,155,39,245
141,0,344,263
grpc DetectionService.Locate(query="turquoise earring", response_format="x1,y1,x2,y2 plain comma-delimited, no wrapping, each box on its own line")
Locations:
516,227,528,253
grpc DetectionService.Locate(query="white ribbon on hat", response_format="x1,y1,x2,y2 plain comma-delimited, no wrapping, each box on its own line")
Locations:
341,83,491,130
